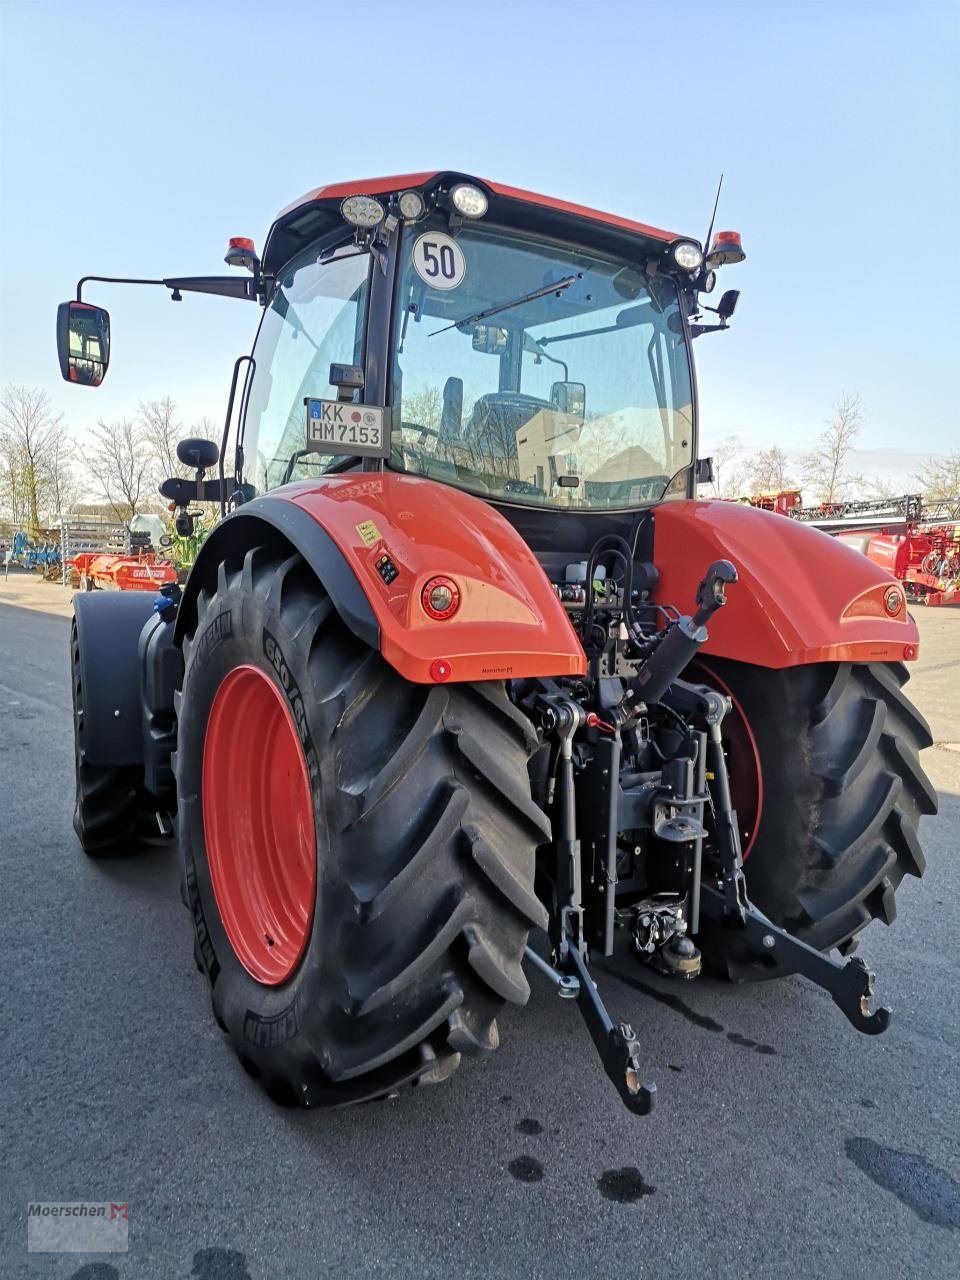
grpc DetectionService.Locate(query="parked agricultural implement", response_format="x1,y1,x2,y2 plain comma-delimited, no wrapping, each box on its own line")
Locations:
10,529,62,577
60,519,179,593
70,551,178,593
736,491,960,606
58,173,936,1116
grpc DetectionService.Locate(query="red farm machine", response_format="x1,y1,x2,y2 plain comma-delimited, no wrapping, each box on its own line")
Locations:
57,173,936,1115
61,518,180,593
737,491,960,607
795,494,960,607
69,552,178,593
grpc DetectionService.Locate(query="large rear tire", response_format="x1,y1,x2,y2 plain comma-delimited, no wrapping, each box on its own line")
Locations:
175,547,549,1106
694,657,936,959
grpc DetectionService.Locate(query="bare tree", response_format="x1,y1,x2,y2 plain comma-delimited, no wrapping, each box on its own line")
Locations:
402,386,443,432
915,449,960,500
86,418,152,522
138,398,223,497
801,392,864,504
747,445,794,493
46,430,81,517
0,385,65,536
863,475,899,501
700,434,748,499
139,396,184,491
190,415,221,461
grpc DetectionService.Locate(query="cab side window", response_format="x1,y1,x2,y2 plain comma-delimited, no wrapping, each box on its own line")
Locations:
242,248,370,494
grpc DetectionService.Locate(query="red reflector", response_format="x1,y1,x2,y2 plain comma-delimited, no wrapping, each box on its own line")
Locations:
229,237,255,252
421,575,461,620
903,644,917,661
429,659,452,682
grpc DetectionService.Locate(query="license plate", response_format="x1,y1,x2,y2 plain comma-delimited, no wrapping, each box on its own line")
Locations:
304,399,390,458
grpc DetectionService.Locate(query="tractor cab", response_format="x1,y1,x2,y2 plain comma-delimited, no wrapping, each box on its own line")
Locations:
238,174,733,516
56,172,742,526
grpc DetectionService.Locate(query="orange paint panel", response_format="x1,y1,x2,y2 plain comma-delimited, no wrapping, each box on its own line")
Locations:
653,501,920,668
286,474,586,684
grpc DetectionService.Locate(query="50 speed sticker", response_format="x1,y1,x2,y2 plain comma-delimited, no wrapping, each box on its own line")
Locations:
412,232,466,290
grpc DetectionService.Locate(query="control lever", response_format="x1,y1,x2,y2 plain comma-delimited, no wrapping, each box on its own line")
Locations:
633,558,738,705
693,560,738,628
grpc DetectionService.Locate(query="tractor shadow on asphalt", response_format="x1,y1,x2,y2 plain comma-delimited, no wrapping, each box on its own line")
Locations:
90,836,180,898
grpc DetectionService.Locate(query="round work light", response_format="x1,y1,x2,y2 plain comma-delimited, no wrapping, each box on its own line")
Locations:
398,190,426,221
450,184,488,218
672,242,703,272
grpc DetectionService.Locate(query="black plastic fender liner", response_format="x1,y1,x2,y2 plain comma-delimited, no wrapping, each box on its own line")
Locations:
72,591,159,768
173,495,380,652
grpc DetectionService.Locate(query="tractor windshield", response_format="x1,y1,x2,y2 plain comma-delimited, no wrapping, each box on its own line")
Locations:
392,222,694,509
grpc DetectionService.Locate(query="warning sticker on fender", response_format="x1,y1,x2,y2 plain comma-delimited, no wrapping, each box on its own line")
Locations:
355,520,382,546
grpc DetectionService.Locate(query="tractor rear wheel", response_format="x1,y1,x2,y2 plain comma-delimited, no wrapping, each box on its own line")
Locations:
175,547,548,1106
693,657,936,962
71,618,149,855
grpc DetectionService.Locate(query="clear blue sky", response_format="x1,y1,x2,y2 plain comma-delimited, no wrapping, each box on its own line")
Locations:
1,0,957,459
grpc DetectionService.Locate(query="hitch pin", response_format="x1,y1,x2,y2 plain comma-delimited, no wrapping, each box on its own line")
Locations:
523,946,580,998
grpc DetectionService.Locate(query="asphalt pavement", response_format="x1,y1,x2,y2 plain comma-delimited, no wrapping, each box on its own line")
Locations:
1,571,958,1280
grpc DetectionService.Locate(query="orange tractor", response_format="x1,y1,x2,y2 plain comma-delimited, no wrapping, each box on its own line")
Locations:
58,173,935,1113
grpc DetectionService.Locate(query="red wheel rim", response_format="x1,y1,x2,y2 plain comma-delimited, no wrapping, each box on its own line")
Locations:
202,664,316,984
690,661,763,860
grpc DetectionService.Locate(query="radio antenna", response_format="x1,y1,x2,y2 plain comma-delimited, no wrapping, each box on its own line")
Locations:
703,174,724,260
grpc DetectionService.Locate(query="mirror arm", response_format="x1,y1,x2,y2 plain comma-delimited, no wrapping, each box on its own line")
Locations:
77,274,165,300
687,322,730,339
77,274,259,303
163,275,259,301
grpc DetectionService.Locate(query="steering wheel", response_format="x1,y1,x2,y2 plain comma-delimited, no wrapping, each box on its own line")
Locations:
410,423,441,444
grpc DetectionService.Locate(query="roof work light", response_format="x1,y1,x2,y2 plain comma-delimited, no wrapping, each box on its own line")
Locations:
341,195,386,228
449,184,488,218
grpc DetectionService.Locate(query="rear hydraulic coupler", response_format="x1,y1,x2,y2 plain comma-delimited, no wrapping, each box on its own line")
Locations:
634,560,737,705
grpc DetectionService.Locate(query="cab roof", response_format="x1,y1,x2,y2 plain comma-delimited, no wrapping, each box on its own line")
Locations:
262,171,688,275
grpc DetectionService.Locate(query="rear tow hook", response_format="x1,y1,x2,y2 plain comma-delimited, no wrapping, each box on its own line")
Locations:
524,944,657,1116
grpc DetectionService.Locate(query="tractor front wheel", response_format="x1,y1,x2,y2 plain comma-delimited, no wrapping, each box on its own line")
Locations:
694,657,936,961
175,547,549,1106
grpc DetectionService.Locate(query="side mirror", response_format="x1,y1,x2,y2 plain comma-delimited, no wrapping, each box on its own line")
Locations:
57,301,110,386
695,457,714,486
551,381,586,422
717,290,740,322
176,437,220,474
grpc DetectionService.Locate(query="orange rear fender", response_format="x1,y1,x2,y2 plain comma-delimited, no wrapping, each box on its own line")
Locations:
287,473,585,683
256,473,586,684
653,501,919,667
